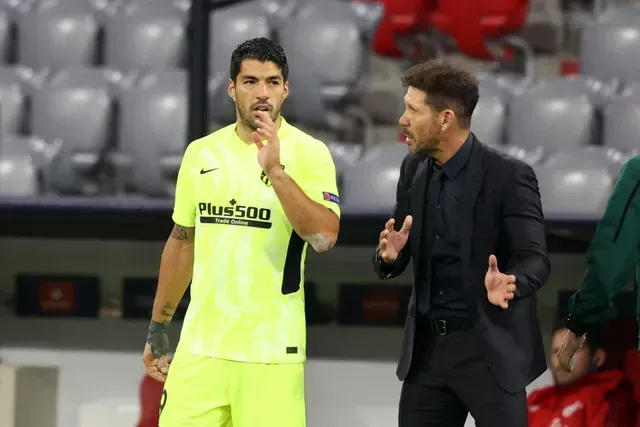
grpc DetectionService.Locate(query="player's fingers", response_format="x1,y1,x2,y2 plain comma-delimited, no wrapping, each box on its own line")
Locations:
157,355,169,374
507,284,516,293
379,229,389,241
251,132,264,148
506,274,517,283
256,127,273,139
506,292,514,300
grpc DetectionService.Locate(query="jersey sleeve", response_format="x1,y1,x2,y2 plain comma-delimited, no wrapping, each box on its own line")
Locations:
299,141,341,218
172,144,197,227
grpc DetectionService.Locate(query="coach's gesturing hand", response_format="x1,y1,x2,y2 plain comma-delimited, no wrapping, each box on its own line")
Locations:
485,254,517,309
379,216,413,263
253,110,282,175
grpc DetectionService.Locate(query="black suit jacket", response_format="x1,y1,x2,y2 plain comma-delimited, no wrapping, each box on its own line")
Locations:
373,134,551,393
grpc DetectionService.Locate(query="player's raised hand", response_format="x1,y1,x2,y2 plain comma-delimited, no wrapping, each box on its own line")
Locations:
485,255,517,309
143,322,170,383
252,110,281,175
379,216,412,263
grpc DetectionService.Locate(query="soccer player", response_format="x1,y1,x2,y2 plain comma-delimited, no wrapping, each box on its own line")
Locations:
142,37,341,427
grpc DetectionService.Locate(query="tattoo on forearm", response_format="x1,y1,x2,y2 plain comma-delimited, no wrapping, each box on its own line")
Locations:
170,225,188,240
159,303,176,324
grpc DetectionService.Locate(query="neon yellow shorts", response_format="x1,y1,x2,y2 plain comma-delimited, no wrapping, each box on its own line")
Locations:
158,350,306,427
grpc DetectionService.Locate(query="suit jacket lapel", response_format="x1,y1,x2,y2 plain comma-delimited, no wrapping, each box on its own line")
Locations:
459,138,486,278
410,156,431,278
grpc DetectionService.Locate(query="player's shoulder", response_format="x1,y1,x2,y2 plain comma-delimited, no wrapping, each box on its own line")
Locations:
185,124,236,154
285,122,331,154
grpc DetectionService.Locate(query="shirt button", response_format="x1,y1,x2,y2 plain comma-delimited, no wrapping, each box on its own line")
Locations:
437,204,441,208
439,291,444,295
435,234,440,239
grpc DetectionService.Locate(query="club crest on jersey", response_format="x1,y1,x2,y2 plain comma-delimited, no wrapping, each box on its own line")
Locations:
260,164,285,187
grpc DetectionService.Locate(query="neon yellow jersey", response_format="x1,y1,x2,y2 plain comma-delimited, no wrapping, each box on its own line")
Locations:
171,117,340,364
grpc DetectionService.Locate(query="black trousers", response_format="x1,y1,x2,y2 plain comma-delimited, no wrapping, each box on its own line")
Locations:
399,317,528,427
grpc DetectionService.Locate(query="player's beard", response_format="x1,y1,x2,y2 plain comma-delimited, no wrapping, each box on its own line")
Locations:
237,102,282,131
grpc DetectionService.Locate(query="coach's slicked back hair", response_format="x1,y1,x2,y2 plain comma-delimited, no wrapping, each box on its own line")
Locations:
402,60,479,128
230,37,289,82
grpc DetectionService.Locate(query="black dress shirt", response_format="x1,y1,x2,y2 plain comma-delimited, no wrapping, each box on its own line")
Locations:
418,136,473,318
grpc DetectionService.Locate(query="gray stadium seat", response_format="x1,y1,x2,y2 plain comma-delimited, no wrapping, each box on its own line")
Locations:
0,134,40,195
603,84,640,151
0,8,11,64
208,0,285,124
0,65,35,135
31,75,113,194
506,76,613,150
326,140,363,193
487,143,546,166
48,66,136,96
581,7,640,85
341,143,407,214
535,147,624,219
470,78,509,145
278,1,383,129
17,0,99,71
105,0,188,72
114,70,187,197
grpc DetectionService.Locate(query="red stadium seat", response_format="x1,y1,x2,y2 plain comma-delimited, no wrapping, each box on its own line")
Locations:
427,0,529,59
352,0,436,58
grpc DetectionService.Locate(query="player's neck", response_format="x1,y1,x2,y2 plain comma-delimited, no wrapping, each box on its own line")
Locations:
235,116,283,145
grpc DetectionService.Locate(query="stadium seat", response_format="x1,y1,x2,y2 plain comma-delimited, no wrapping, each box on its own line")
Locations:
506,76,613,150
208,0,284,125
581,6,640,86
47,66,136,96
31,71,114,194
0,65,35,135
518,0,563,53
0,8,11,64
0,134,39,195
603,84,640,152
17,0,99,72
104,0,188,72
326,141,363,193
341,143,407,213
114,70,187,197
428,0,529,60
352,0,435,59
487,143,545,166
278,1,383,131
535,147,622,219
470,78,509,145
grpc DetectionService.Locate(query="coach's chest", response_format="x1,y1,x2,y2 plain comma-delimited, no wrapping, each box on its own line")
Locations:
192,144,297,224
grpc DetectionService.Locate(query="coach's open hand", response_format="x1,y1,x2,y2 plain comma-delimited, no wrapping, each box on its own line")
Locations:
485,255,517,309
557,329,586,372
379,216,413,263
252,110,282,175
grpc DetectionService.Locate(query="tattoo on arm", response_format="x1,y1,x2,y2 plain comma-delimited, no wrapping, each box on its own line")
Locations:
170,224,188,240
159,303,176,325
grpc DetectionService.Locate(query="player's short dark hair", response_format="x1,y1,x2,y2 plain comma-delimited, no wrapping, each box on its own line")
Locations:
401,60,479,128
230,37,289,82
552,318,606,354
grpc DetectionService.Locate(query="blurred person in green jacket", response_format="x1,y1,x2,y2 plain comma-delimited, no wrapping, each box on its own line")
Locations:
558,155,640,372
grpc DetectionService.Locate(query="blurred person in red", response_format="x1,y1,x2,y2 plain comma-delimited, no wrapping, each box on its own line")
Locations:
138,359,171,427
527,319,637,427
